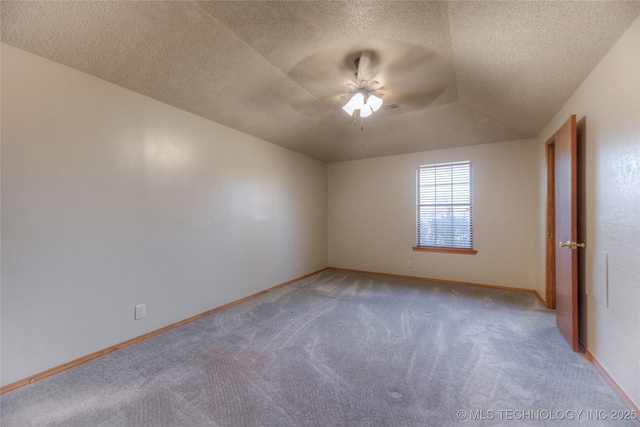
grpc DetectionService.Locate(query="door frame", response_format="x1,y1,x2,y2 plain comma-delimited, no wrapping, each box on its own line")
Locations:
545,140,556,310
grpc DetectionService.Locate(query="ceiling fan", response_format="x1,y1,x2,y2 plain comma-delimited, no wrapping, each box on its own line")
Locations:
341,51,384,128
285,41,454,123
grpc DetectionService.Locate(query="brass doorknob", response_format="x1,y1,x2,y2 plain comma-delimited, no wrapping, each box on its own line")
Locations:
559,241,572,247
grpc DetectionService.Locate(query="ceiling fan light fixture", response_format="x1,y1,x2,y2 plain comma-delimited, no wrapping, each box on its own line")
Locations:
366,94,383,112
342,92,365,116
360,104,373,118
342,91,383,117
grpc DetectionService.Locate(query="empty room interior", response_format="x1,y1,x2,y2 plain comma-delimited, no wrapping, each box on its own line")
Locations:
1,1,639,425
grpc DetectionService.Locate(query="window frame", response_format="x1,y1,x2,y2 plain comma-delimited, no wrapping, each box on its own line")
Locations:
413,161,477,255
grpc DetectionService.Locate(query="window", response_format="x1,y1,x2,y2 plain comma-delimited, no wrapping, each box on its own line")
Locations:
414,161,476,254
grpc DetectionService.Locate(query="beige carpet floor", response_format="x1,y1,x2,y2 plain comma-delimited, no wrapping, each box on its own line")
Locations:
1,269,637,426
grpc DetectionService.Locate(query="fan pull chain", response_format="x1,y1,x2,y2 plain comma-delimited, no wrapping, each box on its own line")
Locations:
352,109,364,131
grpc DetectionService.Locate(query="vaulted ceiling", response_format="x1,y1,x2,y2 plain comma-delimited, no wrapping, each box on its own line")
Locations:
2,1,639,162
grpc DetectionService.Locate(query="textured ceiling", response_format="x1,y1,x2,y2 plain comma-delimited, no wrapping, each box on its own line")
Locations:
2,1,639,163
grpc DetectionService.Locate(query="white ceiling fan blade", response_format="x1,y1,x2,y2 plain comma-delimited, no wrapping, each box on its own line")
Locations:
356,51,372,85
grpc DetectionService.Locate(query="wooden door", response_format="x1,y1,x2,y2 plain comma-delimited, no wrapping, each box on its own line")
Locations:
552,115,579,351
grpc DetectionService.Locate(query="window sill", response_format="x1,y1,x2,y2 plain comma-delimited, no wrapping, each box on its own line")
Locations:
412,246,478,255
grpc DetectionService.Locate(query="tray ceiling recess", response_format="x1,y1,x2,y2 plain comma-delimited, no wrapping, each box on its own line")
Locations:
2,1,639,162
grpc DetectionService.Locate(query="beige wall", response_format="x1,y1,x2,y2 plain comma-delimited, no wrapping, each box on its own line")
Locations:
534,16,640,407
0,44,328,386
328,138,538,290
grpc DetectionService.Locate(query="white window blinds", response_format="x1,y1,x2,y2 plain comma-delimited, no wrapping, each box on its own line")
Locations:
416,161,473,249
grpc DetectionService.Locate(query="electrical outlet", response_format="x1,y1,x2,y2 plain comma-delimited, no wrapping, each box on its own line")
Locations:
135,304,146,320
406,260,412,268
296,261,300,271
